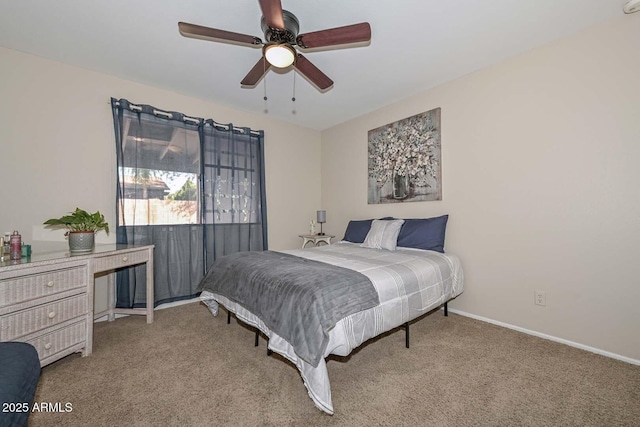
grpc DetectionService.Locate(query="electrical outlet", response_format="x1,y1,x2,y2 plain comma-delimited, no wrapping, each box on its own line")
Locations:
534,290,546,306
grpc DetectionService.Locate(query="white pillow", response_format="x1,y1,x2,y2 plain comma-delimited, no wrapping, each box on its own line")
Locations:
361,219,405,251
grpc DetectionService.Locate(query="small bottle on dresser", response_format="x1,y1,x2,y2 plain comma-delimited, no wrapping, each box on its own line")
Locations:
2,233,9,259
10,230,21,260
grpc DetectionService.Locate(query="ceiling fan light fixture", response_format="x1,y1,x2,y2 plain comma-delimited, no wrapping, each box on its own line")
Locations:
264,43,295,68
624,0,640,13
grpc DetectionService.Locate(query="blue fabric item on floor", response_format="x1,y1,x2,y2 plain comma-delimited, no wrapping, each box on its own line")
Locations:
0,342,41,427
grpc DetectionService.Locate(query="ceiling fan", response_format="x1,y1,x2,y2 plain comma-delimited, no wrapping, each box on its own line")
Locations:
178,0,371,91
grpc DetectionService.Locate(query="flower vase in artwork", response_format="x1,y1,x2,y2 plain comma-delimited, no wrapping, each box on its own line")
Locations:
392,170,409,199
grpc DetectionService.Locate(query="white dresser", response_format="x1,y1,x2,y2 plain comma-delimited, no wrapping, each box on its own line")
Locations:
0,244,154,366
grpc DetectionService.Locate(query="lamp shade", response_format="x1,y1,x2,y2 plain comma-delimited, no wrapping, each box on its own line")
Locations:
316,210,326,223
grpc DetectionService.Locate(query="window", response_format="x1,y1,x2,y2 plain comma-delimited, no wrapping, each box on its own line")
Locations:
202,122,263,225
118,116,200,226
118,113,264,227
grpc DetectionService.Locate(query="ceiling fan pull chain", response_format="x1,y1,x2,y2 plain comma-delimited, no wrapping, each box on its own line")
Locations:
263,61,268,114
263,77,268,102
292,71,296,102
291,72,296,115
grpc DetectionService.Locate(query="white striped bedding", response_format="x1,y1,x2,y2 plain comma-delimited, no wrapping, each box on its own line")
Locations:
200,241,464,414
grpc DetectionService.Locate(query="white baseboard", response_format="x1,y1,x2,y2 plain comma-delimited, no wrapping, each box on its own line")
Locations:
156,297,201,310
94,313,128,323
446,307,640,366
94,297,200,323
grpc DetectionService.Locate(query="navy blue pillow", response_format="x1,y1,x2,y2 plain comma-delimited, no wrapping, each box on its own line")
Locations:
343,219,373,243
396,215,449,253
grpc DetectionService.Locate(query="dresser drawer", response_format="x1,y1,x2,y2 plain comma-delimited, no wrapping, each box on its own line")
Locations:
27,320,87,363
0,266,87,308
0,294,87,341
93,249,150,272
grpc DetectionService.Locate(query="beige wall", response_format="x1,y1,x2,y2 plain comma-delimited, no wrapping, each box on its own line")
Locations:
321,14,640,361
0,46,321,250
0,47,321,311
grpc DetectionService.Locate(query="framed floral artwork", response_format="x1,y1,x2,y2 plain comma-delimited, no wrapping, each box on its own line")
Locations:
367,107,442,204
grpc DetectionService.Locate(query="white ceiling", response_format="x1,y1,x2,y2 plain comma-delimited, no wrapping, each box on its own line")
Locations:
0,1,625,130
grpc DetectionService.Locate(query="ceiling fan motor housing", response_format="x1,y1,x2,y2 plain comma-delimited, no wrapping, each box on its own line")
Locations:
261,10,299,44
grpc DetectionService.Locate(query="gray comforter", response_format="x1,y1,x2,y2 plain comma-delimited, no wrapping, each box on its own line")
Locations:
197,250,380,367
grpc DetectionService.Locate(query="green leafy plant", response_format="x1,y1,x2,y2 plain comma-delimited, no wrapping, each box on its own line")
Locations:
44,208,110,235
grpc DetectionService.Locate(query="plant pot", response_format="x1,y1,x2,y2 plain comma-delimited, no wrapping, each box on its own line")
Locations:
68,231,95,253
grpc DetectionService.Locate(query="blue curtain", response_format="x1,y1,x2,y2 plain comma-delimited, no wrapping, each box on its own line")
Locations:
111,98,268,308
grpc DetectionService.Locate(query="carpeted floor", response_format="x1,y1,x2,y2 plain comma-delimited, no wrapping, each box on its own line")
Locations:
29,302,640,426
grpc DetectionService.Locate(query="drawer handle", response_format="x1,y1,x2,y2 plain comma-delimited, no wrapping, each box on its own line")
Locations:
48,311,57,319
44,343,52,350
122,256,128,262
46,281,55,288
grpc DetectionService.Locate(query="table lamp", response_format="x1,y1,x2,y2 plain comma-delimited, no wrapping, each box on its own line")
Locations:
316,210,326,235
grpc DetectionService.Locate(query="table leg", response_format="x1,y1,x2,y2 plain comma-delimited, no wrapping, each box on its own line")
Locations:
107,273,116,322
146,247,154,323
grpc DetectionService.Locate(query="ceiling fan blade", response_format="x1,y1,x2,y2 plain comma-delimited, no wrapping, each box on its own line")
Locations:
296,22,371,49
178,22,261,47
294,54,333,91
259,0,285,30
241,57,271,87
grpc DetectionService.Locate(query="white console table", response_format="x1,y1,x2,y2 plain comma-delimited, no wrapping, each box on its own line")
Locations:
298,234,335,248
0,244,154,366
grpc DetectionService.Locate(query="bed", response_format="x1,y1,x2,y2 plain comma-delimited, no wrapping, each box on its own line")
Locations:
198,216,463,414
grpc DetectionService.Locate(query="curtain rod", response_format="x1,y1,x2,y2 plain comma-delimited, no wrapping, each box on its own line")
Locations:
111,99,262,136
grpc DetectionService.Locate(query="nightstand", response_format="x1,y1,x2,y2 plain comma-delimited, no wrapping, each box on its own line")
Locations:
299,234,335,248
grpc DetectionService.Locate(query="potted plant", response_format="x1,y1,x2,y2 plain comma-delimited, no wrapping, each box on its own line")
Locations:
44,208,110,253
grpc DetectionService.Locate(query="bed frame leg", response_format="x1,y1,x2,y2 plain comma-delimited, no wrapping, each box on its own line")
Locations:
227,310,231,324
405,322,410,348
444,302,448,317
256,330,272,355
